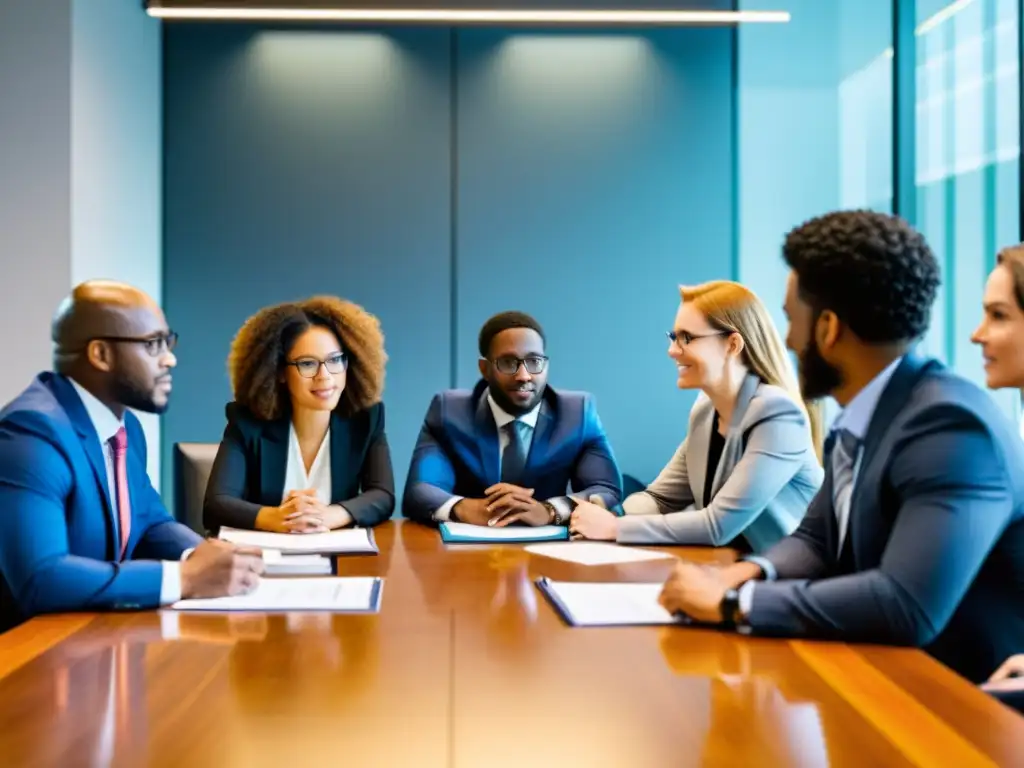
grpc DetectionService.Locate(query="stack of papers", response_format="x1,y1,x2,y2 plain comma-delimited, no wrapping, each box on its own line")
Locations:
262,549,332,576
536,578,684,626
218,526,378,555
172,577,383,613
439,521,569,544
525,541,672,566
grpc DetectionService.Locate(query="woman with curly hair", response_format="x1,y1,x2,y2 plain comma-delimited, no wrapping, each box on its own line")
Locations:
203,296,394,534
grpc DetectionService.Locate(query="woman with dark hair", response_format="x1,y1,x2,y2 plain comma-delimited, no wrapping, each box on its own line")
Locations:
203,296,394,534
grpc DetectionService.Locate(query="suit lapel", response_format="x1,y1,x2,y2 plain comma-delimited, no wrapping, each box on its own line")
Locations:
844,354,933,568
473,393,500,487
328,414,352,503
687,397,714,509
259,419,289,504
709,373,760,500
523,402,554,484
50,375,117,548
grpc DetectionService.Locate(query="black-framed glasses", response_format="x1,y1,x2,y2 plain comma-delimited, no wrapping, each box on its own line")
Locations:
93,331,178,357
488,355,548,376
287,352,348,379
667,329,729,348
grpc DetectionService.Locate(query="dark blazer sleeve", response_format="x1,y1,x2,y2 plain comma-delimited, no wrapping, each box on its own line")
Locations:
203,414,263,533
568,394,622,507
338,403,395,527
402,395,460,524
748,403,1016,647
754,480,835,580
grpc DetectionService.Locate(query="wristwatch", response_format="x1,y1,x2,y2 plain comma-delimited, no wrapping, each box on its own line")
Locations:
542,501,559,525
720,587,742,629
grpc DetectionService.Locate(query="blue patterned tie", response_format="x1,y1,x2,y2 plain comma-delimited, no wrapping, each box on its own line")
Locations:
831,428,861,556
501,421,530,485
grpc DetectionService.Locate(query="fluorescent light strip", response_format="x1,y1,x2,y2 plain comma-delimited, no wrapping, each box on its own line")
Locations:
146,7,791,24
916,0,976,36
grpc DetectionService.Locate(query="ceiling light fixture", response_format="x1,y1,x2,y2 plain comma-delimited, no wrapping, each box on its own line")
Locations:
144,6,791,25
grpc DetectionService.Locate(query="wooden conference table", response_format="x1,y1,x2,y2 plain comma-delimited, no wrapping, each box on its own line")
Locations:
1,520,1022,767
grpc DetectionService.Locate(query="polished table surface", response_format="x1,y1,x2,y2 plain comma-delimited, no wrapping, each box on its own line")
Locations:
1,520,1023,767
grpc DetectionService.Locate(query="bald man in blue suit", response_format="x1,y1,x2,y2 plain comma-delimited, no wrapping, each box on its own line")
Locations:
0,281,263,632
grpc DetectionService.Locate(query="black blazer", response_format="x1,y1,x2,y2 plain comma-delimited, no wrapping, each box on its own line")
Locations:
203,401,395,533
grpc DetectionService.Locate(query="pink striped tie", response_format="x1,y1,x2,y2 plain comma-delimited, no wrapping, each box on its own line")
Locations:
110,427,132,560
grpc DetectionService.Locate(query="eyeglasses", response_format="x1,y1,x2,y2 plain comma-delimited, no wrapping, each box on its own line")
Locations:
287,353,348,378
93,331,178,357
667,329,730,348
489,355,549,376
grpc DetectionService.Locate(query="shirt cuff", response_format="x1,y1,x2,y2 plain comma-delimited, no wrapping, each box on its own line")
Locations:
547,497,572,525
621,491,659,516
433,496,463,522
736,580,756,635
160,562,183,605
159,548,194,606
741,555,777,582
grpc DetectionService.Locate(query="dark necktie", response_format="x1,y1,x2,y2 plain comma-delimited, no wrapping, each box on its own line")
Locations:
831,428,861,559
501,421,529,485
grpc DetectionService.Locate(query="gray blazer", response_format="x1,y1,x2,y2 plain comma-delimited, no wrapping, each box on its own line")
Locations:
617,374,823,552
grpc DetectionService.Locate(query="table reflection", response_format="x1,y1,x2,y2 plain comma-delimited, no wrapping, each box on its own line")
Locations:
657,630,829,766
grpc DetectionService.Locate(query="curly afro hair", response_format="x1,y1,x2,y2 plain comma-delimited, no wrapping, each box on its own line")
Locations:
783,210,941,344
228,296,386,421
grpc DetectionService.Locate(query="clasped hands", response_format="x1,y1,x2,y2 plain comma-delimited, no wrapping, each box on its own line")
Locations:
256,489,352,534
454,483,551,527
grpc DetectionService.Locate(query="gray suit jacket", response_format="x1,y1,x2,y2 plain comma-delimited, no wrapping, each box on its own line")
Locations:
616,374,823,551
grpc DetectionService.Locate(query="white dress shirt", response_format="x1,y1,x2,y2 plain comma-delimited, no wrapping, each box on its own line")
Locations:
434,393,570,522
738,358,903,617
283,424,332,503
69,380,184,604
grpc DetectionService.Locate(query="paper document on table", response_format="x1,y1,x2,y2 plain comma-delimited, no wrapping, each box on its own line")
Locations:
261,549,332,576
218,526,378,555
172,577,382,612
525,542,672,566
536,578,683,626
439,522,568,543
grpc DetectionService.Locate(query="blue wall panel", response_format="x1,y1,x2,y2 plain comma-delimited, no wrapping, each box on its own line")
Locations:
454,29,734,485
162,25,453,506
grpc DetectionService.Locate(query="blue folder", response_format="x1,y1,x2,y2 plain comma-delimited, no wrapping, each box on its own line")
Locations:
438,522,570,544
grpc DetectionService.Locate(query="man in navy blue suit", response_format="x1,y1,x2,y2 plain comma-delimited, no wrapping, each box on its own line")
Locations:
403,311,621,527
659,210,1024,684
0,280,264,632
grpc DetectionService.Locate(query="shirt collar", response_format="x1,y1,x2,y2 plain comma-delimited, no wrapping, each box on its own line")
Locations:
832,356,903,440
69,378,124,444
487,392,540,430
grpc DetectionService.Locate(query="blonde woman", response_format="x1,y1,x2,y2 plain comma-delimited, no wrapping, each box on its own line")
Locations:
570,281,823,552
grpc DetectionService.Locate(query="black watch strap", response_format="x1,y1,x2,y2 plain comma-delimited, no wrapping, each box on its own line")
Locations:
720,588,741,628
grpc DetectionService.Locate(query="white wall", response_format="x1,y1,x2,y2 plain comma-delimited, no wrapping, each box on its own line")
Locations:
72,0,164,485
0,0,164,486
0,0,74,406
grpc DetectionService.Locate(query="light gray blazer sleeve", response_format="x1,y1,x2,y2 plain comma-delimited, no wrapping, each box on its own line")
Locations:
617,393,814,546
620,438,695,517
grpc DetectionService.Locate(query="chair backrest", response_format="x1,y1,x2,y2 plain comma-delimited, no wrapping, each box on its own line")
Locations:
173,442,219,534
622,473,646,497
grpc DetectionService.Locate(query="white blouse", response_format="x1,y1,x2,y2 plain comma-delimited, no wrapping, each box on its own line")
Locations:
283,424,332,504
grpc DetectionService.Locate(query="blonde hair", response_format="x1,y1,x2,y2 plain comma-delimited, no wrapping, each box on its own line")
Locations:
680,280,825,461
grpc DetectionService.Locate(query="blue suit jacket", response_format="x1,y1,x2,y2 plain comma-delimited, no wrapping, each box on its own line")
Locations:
402,381,622,523
0,373,202,631
749,355,1024,682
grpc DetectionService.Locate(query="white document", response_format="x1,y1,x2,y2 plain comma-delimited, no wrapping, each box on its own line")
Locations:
218,526,377,554
538,579,681,626
172,577,382,612
441,522,567,541
261,549,332,576
525,542,672,566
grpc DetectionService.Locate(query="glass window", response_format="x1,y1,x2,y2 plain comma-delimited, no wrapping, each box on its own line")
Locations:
914,0,1020,420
